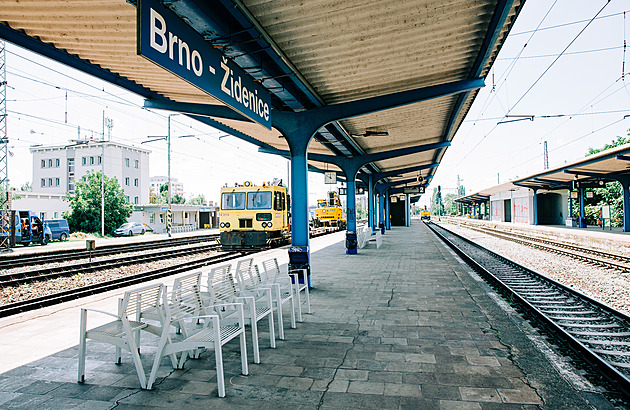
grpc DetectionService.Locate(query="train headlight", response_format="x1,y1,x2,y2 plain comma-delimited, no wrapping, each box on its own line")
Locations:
267,222,272,228
225,222,230,228
261,222,267,228
220,222,225,228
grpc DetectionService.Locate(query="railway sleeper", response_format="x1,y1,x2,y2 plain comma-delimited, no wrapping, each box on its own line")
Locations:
569,331,630,338
593,349,630,357
576,339,630,347
539,310,597,315
548,315,602,321
561,323,621,329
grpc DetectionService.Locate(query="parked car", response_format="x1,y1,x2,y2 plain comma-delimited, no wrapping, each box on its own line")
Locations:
113,222,146,237
45,219,70,241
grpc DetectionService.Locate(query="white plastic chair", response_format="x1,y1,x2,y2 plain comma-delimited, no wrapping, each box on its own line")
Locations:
238,261,296,340
147,281,248,396
78,283,166,389
206,263,275,364
261,258,310,322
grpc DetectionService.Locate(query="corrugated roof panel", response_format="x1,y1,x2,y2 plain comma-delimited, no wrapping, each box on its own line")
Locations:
0,0,523,185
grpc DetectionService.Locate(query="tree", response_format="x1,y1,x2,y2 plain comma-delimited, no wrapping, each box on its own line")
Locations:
20,182,32,191
63,170,133,236
579,133,630,227
187,194,206,205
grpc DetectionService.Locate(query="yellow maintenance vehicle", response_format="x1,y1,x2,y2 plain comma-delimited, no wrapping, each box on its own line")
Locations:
313,191,346,229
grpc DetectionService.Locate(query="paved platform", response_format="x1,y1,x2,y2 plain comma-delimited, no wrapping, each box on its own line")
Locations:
0,222,612,408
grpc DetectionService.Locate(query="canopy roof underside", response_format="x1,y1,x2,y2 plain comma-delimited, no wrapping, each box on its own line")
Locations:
0,0,523,188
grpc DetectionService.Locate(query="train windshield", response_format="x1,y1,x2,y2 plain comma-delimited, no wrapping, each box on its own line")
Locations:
222,192,246,210
247,191,272,209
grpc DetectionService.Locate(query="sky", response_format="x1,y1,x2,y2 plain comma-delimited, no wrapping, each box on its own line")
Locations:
425,0,630,205
3,0,630,207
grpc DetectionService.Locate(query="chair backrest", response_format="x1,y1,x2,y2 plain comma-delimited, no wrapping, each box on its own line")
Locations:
121,283,164,321
235,258,254,280
261,258,281,281
170,271,205,319
208,264,238,302
236,262,262,292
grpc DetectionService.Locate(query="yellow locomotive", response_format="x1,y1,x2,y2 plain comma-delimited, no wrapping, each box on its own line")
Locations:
219,180,290,251
420,206,431,221
313,191,346,229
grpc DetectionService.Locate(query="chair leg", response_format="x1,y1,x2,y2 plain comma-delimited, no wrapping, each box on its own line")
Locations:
239,327,249,376
214,333,225,397
250,306,260,364
304,283,311,314
268,304,276,349
275,289,285,340
294,282,303,322
289,294,296,329
78,309,87,383
127,332,148,389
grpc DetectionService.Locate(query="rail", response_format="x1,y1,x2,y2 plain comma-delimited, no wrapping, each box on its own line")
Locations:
426,221,630,398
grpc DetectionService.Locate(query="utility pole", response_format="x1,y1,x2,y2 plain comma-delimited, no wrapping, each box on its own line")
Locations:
167,115,172,237
543,140,549,170
0,41,10,251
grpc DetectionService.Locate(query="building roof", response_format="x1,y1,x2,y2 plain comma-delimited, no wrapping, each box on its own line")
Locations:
29,140,152,155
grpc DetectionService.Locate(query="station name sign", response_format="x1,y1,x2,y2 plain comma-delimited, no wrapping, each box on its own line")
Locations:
137,0,272,129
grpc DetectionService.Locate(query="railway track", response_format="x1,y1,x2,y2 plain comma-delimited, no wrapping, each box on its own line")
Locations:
0,243,222,287
457,222,630,273
0,233,219,270
0,251,241,318
426,221,630,397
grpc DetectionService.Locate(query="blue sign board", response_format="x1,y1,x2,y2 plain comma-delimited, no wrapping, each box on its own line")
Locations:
137,0,272,129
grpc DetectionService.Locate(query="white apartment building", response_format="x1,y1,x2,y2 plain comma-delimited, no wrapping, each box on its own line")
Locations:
149,176,184,199
30,140,151,205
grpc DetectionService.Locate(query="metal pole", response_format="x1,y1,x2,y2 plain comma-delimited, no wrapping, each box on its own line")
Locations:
167,115,172,237
101,112,105,236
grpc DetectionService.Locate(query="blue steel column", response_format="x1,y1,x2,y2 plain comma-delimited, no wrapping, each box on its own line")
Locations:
616,177,630,232
367,174,374,229
406,194,410,226
378,192,385,233
345,177,358,254
533,189,538,226
385,190,391,230
579,187,585,228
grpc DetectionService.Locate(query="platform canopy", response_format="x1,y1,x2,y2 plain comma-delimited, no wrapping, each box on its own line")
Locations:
512,144,630,190
0,0,524,187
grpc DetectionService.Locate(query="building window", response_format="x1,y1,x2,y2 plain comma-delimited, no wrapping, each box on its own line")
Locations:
125,177,130,186
48,159,53,167
125,158,130,167
134,197,139,204
82,157,87,166
126,196,130,203
82,176,87,182
41,179,45,187
40,212,45,220
149,212,155,224
134,159,139,168
90,156,95,165
98,156,102,165
159,213,165,224
41,159,45,168
55,178,59,186
55,158,60,167
54,212,58,218
48,178,53,186
134,178,138,187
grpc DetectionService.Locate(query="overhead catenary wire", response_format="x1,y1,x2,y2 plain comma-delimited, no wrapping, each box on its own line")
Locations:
452,1,612,171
